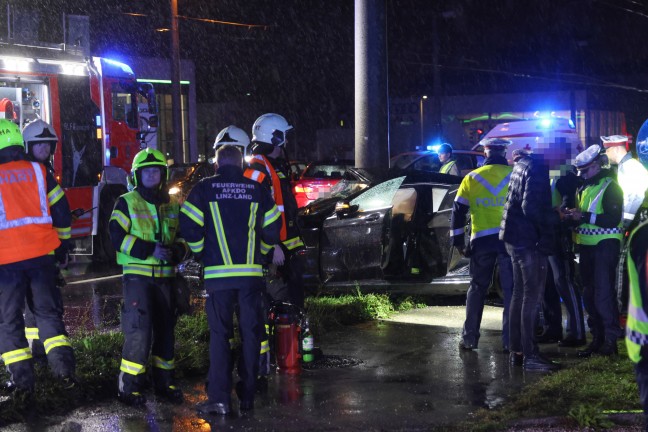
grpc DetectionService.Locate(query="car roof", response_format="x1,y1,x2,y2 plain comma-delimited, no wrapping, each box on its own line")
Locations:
391,149,483,158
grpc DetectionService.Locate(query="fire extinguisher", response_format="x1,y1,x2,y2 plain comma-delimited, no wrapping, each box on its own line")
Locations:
272,302,303,374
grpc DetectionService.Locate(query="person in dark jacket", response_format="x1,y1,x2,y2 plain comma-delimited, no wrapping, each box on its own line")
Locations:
538,167,586,347
243,113,305,307
565,145,624,357
500,149,561,371
181,145,281,416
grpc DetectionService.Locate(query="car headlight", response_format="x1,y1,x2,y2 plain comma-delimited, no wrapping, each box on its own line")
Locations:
169,186,180,195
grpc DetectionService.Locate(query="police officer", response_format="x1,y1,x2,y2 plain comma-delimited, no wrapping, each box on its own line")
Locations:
244,113,305,307
625,192,648,429
452,138,514,352
181,145,280,415
438,143,461,176
21,120,70,358
601,135,648,226
109,148,188,406
0,119,75,396
565,144,624,357
601,135,648,323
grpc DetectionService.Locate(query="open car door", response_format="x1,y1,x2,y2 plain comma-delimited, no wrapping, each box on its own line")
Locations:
320,177,407,282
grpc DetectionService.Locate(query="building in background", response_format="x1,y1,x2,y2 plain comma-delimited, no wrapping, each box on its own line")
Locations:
125,56,197,163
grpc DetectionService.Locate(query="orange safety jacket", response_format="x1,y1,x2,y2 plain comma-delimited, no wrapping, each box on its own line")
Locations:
244,154,288,241
0,161,60,264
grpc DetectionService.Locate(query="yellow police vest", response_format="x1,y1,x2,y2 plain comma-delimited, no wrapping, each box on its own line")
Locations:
573,177,623,246
116,191,180,277
455,164,512,240
551,178,561,208
626,220,648,363
440,160,457,174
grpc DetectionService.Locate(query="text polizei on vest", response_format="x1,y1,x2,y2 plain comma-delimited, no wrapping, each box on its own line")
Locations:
475,196,506,207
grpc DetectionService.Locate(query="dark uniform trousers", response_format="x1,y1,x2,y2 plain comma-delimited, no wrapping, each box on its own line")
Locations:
462,247,513,349
544,250,586,340
0,256,74,389
636,346,648,431
119,274,176,395
206,281,263,405
580,238,623,344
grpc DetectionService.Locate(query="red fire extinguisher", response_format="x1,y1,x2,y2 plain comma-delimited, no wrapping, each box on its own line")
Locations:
272,303,303,374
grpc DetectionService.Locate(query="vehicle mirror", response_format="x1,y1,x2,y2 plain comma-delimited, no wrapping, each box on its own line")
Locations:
335,201,358,218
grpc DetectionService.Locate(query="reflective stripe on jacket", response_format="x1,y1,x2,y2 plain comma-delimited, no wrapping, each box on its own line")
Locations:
113,191,179,277
626,220,648,362
180,165,282,289
0,161,60,264
574,177,623,245
453,164,512,240
244,155,303,251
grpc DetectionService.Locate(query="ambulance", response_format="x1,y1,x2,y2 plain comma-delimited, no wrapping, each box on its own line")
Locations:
472,116,582,172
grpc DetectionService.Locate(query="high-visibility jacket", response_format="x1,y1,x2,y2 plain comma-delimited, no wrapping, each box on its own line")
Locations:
0,160,61,264
244,154,303,252
440,159,459,176
110,191,181,278
180,164,282,291
451,163,512,242
625,219,648,362
617,156,648,222
574,177,624,245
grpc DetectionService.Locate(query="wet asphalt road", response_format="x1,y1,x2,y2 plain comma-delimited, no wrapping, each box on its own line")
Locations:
5,262,575,431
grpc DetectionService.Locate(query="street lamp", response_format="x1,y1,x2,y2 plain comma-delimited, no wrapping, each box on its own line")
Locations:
420,95,428,148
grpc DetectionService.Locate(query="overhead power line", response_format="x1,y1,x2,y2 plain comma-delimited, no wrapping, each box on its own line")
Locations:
123,12,271,29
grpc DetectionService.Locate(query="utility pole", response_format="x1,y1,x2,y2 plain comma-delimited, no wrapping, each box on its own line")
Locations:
354,0,389,178
170,0,183,164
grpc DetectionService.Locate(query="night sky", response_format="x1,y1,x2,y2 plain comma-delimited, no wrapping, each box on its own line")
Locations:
6,0,648,148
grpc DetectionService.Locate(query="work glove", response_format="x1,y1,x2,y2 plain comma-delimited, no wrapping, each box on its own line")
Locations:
153,243,172,262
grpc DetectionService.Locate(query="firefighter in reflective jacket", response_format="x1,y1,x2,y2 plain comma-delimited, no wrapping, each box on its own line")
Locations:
625,194,648,427
109,148,188,407
0,119,75,396
22,119,68,358
565,144,624,357
180,145,281,415
451,138,514,352
244,113,305,307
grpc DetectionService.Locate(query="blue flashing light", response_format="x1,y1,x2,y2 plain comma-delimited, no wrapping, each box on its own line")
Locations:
103,58,134,75
540,118,553,128
568,119,576,129
427,144,441,152
95,115,102,127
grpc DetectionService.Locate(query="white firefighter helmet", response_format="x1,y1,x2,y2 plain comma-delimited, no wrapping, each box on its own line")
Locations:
213,125,250,149
252,113,293,147
22,119,58,153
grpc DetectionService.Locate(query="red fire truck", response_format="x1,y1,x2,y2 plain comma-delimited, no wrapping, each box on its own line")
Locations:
0,46,156,261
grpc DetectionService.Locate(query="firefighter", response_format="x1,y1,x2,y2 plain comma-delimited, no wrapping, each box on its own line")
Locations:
244,113,305,307
565,144,624,357
625,191,648,429
438,143,461,176
452,138,513,352
21,119,70,358
214,126,271,386
214,125,250,155
0,119,75,397
109,148,188,406
180,145,281,415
